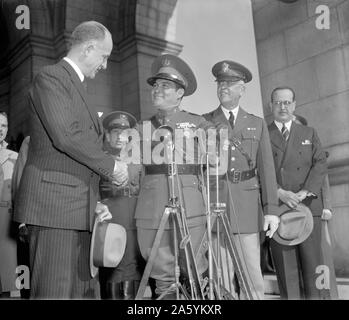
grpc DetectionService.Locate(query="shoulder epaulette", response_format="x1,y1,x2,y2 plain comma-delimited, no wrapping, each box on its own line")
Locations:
185,110,200,117
246,112,263,120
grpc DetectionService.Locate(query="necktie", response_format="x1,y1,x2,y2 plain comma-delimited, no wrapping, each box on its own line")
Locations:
82,81,87,91
229,111,235,129
281,123,289,141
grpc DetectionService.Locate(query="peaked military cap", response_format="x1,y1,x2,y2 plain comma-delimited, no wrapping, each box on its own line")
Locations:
102,111,137,131
147,54,197,96
212,60,252,83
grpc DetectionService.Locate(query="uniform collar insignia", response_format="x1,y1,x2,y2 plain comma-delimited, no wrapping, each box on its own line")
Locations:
162,58,171,66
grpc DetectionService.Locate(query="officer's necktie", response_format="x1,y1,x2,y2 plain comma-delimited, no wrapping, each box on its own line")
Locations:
229,111,235,129
281,123,289,141
82,81,87,91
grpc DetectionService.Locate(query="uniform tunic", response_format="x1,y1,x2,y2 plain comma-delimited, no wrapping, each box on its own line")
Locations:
135,108,210,294
203,106,279,300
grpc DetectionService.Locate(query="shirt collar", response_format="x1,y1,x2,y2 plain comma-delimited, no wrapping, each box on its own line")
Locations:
157,106,180,119
274,120,292,132
221,105,239,122
63,57,84,82
0,140,8,149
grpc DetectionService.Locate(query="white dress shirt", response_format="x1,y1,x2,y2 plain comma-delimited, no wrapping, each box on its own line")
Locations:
274,120,292,133
221,105,239,125
63,57,84,82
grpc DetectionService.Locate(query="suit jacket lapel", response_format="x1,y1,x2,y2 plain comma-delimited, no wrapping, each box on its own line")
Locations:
282,122,302,165
59,60,101,135
269,121,286,153
212,106,250,140
232,107,249,137
213,106,230,128
96,115,104,137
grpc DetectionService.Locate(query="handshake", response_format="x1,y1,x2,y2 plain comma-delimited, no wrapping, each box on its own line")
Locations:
112,159,129,186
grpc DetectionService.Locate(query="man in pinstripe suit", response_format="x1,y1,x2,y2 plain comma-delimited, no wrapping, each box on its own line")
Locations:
13,21,128,299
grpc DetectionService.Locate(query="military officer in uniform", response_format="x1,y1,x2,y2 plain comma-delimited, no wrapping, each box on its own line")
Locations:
99,111,144,299
203,61,280,299
135,54,210,299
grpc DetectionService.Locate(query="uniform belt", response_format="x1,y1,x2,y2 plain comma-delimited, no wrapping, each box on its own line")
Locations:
145,164,201,176
113,187,138,197
113,189,130,197
102,189,131,197
225,168,256,183
101,187,137,198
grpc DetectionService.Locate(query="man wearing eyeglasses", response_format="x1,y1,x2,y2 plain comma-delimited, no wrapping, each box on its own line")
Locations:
203,60,280,300
268,86,330,299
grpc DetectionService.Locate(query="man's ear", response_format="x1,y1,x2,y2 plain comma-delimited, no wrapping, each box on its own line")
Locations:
82,41,95,56
105,132,111,142
239,84,246,98
177,88,185,99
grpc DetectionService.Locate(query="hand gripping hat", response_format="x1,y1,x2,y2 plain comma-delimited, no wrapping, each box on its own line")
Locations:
273,203,314,246
102,111,137,131
90,218,127,278
212,60,252,83
147,54,197,96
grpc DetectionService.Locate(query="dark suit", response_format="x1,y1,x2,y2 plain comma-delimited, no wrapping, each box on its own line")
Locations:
13,59,115,298
268,121,331,299
203,106,279,299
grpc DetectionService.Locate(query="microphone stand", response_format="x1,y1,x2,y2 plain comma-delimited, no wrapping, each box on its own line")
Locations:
206,152,214,300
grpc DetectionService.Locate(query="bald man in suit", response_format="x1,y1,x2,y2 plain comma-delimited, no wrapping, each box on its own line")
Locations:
13,21,128,299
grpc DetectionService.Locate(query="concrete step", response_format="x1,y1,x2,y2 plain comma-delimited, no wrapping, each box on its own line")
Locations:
264,274,349,299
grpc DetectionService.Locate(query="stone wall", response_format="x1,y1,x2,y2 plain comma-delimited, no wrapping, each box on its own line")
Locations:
0,0,183,146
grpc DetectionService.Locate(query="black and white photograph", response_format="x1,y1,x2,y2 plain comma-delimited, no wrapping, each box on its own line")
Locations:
0,0,348,311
